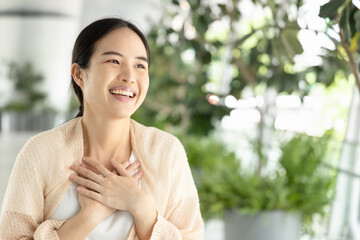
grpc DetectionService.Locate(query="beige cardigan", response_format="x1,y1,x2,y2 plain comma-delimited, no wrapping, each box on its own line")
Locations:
0,118,204,239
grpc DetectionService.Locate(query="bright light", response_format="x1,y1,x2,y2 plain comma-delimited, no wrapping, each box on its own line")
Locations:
207,94,220,105
275,113,308,131
221,109,260,130
205,82,218,93
353,0,360,9
323,118,333,130
179,0,190,10
230,109,261,123
303,96,324,109
184,22,196,40
237,98,257,108
171,15,184,32
225,95,238,108
256,96,264,107
334,118,345,132
276,95,302,108
181,49,195,64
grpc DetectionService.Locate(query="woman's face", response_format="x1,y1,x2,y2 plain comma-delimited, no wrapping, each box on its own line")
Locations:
78,27,149,119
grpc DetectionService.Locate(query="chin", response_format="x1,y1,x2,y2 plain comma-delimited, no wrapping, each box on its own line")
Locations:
109,111,135,120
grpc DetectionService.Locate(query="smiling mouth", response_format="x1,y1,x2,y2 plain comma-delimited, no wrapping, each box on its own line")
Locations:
109,89,136,98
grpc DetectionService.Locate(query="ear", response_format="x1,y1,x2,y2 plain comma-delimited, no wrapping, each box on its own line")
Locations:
71,63,85,89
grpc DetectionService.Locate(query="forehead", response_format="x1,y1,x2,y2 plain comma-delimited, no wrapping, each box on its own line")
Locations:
93,27,147,57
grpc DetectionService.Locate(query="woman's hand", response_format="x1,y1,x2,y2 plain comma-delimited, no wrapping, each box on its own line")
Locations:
71,163,115,224
58,159,143,239
70,157,143,213
70,157,157,240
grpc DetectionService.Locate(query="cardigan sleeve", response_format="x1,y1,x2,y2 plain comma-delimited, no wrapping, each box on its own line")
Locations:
0,138,64,240
149,138,204,240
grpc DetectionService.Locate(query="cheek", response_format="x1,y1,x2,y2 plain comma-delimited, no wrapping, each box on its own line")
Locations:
143,80,149,94
142,77,150,92
137,79,149,105
82,76,105,103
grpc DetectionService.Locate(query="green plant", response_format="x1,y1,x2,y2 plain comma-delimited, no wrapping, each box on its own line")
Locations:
134,0,330,137
278,132,337,226
318,0,360,93
2,62,48,112
187,131,338,232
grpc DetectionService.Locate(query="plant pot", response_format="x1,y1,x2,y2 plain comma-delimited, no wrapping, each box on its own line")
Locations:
224,210,301,240
1,111,56,132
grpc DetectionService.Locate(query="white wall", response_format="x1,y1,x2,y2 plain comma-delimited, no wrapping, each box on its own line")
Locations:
0,0,163,113
0,0,84,112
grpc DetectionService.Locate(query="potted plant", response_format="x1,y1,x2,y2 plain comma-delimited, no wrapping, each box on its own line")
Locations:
1,62,56,131
186,131,338,239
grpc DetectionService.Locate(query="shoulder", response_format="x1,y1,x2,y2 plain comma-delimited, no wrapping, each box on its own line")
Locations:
130,119,187,170
17,118,82,164
130,119,184,151
23,118,80,149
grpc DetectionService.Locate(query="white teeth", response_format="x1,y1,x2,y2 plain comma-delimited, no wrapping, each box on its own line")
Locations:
109,89,134,97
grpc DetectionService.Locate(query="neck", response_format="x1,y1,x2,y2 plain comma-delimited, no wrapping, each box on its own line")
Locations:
81,113,132,164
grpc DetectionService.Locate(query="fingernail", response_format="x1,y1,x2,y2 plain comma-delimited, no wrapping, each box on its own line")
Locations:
111,158,115,164
80,163,86,168
82,157,88,162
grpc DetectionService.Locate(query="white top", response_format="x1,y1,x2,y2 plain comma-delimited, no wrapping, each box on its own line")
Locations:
51,153,140,240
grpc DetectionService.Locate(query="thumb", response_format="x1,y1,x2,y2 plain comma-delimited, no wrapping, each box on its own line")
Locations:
111,159,129,177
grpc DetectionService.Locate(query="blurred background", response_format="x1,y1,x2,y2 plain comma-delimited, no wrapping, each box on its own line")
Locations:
0,0,360,239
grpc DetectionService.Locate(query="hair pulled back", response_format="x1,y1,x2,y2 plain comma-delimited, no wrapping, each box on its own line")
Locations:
71,18,150,117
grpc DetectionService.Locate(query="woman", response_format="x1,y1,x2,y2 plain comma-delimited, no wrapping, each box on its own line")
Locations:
0,18,204,239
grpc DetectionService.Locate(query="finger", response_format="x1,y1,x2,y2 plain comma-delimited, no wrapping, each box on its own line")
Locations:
69,174,102,193
82,157,111,177
131,170,143,182
77,186,103,203
126,161,141,175
121,160,131,169
70,164,104,184
111,158,130,177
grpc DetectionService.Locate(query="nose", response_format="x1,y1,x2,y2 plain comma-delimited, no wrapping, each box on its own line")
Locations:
120,62,135,84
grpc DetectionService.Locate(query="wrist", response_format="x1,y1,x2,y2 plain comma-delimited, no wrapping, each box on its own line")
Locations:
130,193,158,240
77,209,101,229
129,191,150,217
57,211,99,239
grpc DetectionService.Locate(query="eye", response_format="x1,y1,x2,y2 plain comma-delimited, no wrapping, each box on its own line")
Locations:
136,64,146,69
108,59,119,64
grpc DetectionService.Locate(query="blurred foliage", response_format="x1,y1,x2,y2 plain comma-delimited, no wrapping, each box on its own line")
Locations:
133,0,349,138
133,0,233,137
188,131,338,233
1,62,52,112
318,0,360,92
130,0,347,232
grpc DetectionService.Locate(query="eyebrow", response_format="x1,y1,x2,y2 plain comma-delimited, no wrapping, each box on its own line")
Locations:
102,51,148,63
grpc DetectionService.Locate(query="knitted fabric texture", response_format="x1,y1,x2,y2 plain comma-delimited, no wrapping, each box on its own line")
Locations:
0,118,204,239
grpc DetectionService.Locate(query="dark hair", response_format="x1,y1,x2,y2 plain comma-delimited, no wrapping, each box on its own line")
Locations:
71,18,151,117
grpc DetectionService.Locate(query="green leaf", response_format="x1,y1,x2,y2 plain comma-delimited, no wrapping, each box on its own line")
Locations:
340,5,351,44
319,0,346,20
354,9,360,32
280,28,303,58
348,5,358,37
171,0,179,5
